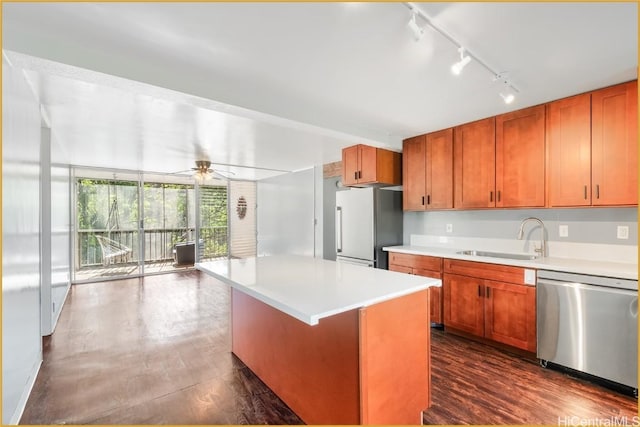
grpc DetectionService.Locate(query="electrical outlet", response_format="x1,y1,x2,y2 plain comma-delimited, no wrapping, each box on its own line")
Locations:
445,223,453,233
617,226,629,240
559,225,569,237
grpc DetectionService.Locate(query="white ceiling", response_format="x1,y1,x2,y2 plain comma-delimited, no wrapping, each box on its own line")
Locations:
3,2,637,180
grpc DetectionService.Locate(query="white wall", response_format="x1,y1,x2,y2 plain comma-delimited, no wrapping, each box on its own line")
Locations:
2,61,43,424
257,167,316,257
49,164,71,332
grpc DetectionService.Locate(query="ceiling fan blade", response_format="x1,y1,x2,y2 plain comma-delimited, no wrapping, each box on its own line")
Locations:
211,170,235,179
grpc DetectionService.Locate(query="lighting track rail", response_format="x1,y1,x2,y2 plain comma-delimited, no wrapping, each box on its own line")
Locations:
403,2,520,103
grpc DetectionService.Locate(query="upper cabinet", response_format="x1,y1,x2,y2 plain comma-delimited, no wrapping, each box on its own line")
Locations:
495,105,546,208
591,80,638,206
454,117,496,209
402,80,637,210
342,144,401,187
548,81,637,207
547,93,592,206
403,129,453,211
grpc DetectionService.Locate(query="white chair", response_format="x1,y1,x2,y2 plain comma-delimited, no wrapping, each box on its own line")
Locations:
95,235,132,266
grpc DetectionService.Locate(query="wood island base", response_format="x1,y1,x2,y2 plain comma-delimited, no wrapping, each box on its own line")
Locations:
231,288,431,425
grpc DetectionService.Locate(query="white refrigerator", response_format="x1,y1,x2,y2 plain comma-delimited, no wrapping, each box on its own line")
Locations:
335,187,403,269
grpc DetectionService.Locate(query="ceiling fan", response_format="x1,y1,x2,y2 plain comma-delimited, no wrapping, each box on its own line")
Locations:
171,160,236,182
192,160,236,182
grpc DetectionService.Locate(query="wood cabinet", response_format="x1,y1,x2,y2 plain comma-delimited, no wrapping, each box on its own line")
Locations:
388,252,443,325
442,272,484,336
548,80,638,207
342,144,401,187
547,93,592,206
402,129,454,211
454,117,496,209
591,80,638,205
443,259,536,352
495,105,546,207
402,136,427,210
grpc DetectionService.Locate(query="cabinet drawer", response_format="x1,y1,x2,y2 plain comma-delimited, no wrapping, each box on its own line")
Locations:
388,264,413,274
413,268,442,279
443,259,528,285
389,253,442,271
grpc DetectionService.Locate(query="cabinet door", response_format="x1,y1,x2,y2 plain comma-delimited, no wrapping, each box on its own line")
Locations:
429,286,443,325
426,128,454,209
591,81,638,206
547,93,592,206
496,105,545,207
342,145,359,186
358,145,378,184
484,280,536,352
443,274,484,336
414,268,443,324
402,136,427,210
388,264,413,274
454,117,496,208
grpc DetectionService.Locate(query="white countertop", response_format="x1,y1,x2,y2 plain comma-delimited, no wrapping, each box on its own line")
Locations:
197,255,441,326
383,245,638,280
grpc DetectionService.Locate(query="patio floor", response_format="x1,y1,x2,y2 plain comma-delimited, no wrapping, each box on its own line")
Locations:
73,258,224,283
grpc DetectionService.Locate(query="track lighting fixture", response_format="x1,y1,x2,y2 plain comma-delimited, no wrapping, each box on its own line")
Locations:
495,73,517,104
500,92,515,104
407,12,425,41
403,2,521,101
500,91,515,104
451,47,471,75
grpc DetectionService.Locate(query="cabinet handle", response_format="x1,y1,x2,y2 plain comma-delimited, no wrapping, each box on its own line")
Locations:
497,191,501,202
427,195,431,205
354,171,358,180
421,196,425,206
478,285,482,297
596,184,600,199
358,171,362,179
489,191,494,202
584,185,588,200
486,287,490,298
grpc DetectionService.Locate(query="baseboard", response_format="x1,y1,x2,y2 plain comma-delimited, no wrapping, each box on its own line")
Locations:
9,358,42,425
50,281,71,335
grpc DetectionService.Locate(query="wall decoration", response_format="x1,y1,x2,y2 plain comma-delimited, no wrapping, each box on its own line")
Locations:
236,196,247,219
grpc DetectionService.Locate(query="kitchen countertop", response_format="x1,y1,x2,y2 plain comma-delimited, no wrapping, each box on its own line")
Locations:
383,245,638,280
197,255,441,326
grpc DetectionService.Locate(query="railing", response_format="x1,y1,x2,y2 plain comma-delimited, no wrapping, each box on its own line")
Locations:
77,227,228,268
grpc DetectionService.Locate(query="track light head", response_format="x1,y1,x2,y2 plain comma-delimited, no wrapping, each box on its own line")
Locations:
500,92,515,104
494,73,516,104
408,13,425,41
451,47,471,75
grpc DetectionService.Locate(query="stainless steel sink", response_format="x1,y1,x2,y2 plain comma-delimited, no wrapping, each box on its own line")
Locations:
456,250,540,261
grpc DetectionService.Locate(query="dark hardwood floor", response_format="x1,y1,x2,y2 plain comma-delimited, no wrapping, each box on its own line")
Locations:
424,329,637,424
20,271,637,425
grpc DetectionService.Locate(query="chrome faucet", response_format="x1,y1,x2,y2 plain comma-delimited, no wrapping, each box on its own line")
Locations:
517,217,547,257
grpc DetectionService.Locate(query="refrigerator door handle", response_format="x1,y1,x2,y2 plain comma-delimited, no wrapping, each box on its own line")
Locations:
336,206,343,253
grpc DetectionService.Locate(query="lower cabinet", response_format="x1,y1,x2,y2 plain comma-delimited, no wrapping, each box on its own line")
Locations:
443,259,536,352
388,253,443,325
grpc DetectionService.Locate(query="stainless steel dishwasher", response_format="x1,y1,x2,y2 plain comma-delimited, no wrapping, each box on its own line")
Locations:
537,270,638,394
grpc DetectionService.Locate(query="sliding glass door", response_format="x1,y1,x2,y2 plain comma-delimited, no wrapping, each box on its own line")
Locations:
142,181,196,273
75,176,141,281
72,168,233,283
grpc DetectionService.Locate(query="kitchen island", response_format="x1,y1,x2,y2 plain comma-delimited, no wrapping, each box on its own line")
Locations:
197,255,440,425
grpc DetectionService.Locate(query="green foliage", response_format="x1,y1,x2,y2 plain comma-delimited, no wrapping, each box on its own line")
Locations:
76,178,229,265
